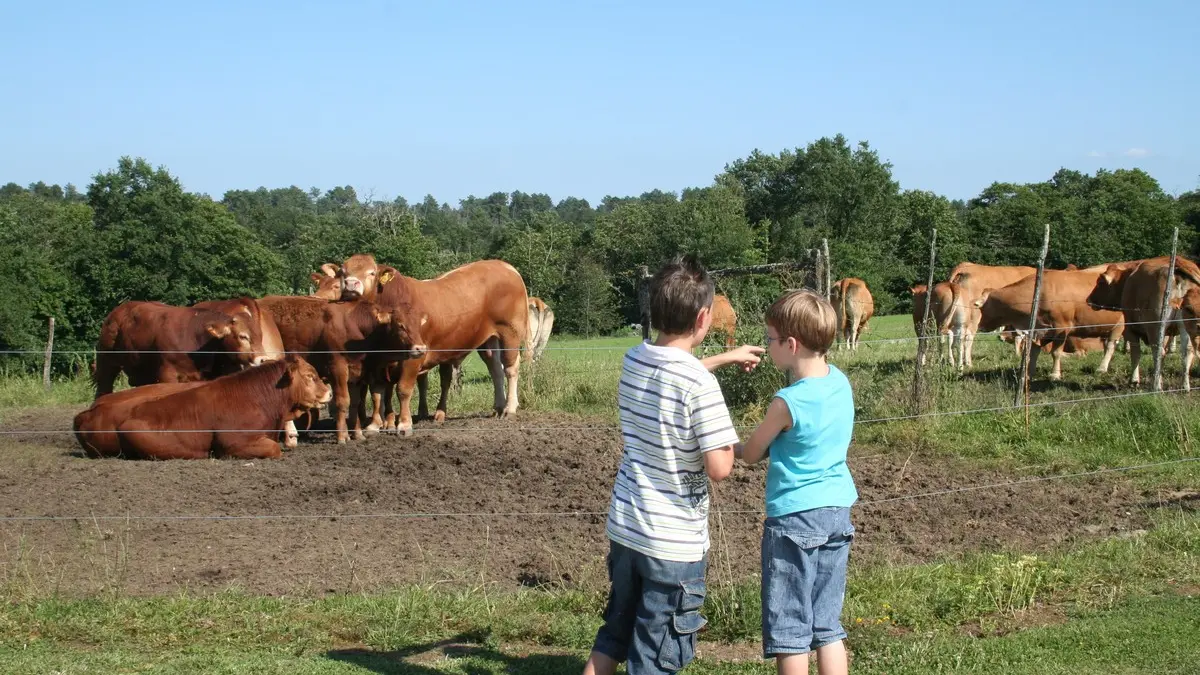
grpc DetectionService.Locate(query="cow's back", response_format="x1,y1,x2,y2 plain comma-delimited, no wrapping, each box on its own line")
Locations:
415,260,530,355
951,262,1036,301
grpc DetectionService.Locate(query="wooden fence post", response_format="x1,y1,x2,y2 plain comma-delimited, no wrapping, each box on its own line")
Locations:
1152,226,1180,392
637,265,652,342
43,317,55,390
1016,224,1051,408
912,228,937,415
822,238,832,303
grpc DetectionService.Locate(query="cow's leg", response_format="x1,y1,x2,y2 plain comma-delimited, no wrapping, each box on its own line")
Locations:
283,420,299,449
1098,336,1119,374
497,327,523,417
221,435,283,460
91,355,122,399
417,371,431,420
434,363,454,424
1129,336,1143,385
332,360,351,444
1049,339,1066,381
963,329,976,369
366,374,387,433
394,365,421,437
382,379,398,430
1025,343,1042,383
349,380,367,441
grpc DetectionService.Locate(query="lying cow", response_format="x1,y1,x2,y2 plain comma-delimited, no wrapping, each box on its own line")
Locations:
336,254,530,436
92,300,263,399
974,269,1125,380
74,356,331,460
257,295,426,444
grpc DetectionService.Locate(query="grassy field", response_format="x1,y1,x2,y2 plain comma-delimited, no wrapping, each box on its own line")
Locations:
1,315,1197,672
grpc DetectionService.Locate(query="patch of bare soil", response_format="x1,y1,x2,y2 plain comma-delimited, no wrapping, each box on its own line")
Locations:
0,407,1184,597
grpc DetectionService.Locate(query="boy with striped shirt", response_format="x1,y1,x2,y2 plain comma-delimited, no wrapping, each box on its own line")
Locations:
583,255,764,675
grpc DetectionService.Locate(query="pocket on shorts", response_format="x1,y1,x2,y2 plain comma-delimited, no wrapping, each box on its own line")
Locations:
657,578,707,672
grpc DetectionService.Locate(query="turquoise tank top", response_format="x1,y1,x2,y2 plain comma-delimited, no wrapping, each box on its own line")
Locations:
765,363,859,517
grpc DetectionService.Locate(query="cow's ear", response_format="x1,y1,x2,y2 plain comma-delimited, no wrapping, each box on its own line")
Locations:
374,308,392,324
320,263,339,278
378,267,397,286
207,322,232,339
310,272,324,284
275,368,293,389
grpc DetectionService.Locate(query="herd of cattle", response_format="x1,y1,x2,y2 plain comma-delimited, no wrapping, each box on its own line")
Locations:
905,256,1200,388
73,254,557,460
67,252,1200,461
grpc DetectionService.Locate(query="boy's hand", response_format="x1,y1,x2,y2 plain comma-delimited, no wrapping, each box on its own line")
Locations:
727,345,765,372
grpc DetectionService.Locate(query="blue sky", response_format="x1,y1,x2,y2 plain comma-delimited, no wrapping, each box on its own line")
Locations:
2,0,1196,204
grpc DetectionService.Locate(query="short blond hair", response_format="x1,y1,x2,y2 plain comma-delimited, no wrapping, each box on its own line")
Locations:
765,289,836,355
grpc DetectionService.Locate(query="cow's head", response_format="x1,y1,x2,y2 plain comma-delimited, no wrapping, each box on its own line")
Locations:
230,298,271,365
380,298,428,360
206,312,257,365
338,254,395,301
909,284,927,297
276,355,333,409
1087,264,1129,310
310,264,344,301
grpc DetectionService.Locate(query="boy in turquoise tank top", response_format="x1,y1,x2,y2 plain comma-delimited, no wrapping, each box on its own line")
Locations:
736,289,858,675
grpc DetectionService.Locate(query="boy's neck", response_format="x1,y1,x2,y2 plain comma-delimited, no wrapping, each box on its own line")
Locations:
784,354,830,383
653,331,701,352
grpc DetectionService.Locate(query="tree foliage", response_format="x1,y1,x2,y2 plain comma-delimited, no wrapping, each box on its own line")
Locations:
0,143,1195,373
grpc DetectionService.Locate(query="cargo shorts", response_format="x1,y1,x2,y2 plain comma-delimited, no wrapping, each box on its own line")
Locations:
592,540,708,674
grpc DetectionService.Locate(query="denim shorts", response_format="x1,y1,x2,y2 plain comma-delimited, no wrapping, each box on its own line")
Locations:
592,540,708,674
761,506,855,658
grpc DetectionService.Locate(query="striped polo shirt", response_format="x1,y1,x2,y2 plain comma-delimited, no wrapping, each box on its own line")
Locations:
606,342,740,562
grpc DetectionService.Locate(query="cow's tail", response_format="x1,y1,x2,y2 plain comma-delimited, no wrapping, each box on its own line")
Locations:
1171,256,1200,297
937,284,956,335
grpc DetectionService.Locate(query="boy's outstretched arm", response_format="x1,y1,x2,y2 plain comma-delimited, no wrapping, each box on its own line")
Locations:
737,397,792,465
702,445,735,481
701,345,764,372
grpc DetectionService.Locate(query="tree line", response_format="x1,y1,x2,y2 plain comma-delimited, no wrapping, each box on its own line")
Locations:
2,135,1199,373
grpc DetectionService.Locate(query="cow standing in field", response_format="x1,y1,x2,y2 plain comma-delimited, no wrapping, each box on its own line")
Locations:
257,295,427,444
92,300,264,399
335,254,530,436
1088,255,1200,387
1176,288,1200,391
948,262,1037,367
831,278,874,351
710,294,738,349
75,356,331,461
974,269,1126,380
910,282,970,369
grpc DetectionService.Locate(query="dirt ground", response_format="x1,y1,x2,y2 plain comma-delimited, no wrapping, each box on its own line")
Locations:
0,406,1187,597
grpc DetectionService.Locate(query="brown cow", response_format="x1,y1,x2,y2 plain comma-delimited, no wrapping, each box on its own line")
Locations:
74,381,206,458
1088,256,1200,386
1176,288,1200,391
831,278,874,351
192,297,284,374
911,282,970,369
336,254,529,435
257,295,427,444
310,264,344,301
92,301,261,399
709,294,738,349
974,269,1125,380
949,262,1037,366
91,356,332,461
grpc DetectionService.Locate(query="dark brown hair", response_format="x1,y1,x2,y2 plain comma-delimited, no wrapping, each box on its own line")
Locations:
649,254,715,335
